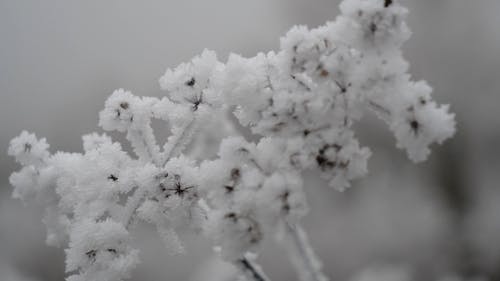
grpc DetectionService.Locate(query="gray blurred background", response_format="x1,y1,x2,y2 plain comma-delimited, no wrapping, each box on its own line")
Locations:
1,0,499,280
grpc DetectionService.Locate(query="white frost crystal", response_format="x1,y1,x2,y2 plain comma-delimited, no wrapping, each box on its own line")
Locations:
66,219,139,281
8,131,49,167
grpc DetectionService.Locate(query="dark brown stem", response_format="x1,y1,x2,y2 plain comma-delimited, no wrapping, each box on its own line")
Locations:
235,257,270,281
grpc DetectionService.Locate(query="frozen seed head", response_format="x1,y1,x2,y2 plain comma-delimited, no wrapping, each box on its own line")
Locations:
207,210,263,261
99,89,140,132
159,49,221,109
8,130,50,167
65,219,139,281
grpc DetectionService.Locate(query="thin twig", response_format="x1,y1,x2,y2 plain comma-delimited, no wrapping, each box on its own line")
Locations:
235,257,271,281
161,115,197,166
127,126,161,166
284,222,329,281
122,185,144,228
122,116,197,227
367,99,391,122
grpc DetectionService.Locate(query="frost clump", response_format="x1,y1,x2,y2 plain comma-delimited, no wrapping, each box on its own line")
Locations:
66,219,139,281
8,131,49,168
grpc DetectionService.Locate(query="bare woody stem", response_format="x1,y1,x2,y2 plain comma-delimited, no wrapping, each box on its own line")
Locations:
284,222,329,281
234,257,271,281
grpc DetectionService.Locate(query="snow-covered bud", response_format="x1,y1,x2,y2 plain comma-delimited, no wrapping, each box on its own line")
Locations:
99,89,142,132
8,131,49,167
390,81,456,162
51,137,135,223
206,209,263,261
319,43,360,85
160,157,199,206
160,49,221,110
338,0,410,51
100,89,162,163
136,156,203,233
199,159,242,207
307,129,371,191
66,219,139,281
140,157,199,206
280,25,332,77
256,171,308,226
219,52,273,127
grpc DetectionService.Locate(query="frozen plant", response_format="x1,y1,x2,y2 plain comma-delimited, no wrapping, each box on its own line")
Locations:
7,0,455,281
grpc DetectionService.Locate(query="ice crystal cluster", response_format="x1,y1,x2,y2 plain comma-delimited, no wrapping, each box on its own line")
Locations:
7,1,455,281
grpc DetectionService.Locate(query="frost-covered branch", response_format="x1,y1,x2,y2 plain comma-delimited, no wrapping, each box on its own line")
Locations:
235,257,271,281
283,223,328,281
6,1,455,281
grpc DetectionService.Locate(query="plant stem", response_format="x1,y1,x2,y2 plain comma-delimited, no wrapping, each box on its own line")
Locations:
234,257,271,281
284,222,329,281
127,126,161,166
122,116,197,227
122,185,145,228
160,114,198,166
